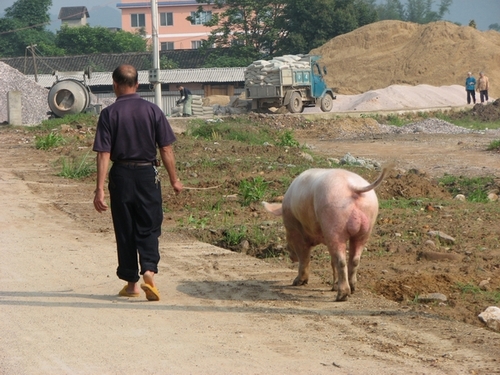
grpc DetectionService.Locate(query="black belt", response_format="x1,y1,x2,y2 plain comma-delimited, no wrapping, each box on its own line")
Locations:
114,160,154,167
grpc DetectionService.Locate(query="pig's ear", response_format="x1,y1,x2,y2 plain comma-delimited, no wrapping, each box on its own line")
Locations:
262,201,283,216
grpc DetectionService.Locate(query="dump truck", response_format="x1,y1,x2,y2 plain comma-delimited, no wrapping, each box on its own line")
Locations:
244,55,336,113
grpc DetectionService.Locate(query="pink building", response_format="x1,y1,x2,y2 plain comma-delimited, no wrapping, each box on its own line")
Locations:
117,0,217,51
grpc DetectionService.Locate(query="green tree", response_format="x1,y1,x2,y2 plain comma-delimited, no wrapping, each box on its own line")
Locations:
276,0,378,55
4,0,51,30
159,55,179,69
468,19,476,29
55,25,147,55
193,0,287,66
376,0,452,23
0,0,56,57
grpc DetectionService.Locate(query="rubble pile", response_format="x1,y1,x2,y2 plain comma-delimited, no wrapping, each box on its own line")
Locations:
0,62,50,125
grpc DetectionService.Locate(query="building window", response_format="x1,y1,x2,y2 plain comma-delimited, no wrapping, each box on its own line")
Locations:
131,13,145,28
161,42,174,51
160,12,173,26
190,11,212,25
191,40,202,49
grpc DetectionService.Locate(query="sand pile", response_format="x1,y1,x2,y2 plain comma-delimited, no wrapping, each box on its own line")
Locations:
328,84,470,112
311,20,500,98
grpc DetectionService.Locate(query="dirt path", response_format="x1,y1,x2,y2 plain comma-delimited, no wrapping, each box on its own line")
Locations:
1,131,499,375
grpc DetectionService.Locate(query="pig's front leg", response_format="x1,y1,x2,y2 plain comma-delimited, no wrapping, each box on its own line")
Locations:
286,231,312,286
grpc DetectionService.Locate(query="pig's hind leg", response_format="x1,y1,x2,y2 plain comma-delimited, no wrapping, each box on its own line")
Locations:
327,239,351,301
347,235,369,294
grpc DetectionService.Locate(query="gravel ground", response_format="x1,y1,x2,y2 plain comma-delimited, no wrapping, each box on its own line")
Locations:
378,118,473,134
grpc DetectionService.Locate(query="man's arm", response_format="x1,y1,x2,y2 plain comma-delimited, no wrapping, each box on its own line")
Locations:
94,151,111,213
160,145,183,193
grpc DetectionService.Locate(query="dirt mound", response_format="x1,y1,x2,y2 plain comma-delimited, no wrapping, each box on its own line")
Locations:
377,170,451,200
311,20,500,98
471,99,500,121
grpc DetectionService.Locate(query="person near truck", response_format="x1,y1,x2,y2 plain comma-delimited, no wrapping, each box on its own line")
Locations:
176,84,192,117
465,72,476,105
93,64,183,301
476,72,489,103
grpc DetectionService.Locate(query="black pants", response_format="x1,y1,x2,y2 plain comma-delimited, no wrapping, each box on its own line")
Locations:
109,164,163,283
466,89,476,104
480,90,488,103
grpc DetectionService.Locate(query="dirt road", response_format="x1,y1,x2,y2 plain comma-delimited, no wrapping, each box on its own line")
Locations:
1,130,499,375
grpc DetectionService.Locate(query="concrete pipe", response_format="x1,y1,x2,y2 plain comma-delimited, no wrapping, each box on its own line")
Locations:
48,79,91,118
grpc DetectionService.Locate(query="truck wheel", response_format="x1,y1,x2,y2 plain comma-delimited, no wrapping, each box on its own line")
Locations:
287,92,303,113
320,93,334,112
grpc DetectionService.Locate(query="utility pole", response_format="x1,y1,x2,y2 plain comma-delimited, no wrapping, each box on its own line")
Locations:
28,44,38,82
149,0,162,111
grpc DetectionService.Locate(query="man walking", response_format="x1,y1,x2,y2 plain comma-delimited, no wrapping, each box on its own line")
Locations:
93,64,183,301
465,72,476,104
477,72,490,104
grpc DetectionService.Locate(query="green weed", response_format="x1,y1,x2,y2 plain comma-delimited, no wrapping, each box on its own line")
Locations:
487,139,500,151
186,214,210,229
277,130,300,147
239,177,269,206
385,114,406,126
223,225,247,246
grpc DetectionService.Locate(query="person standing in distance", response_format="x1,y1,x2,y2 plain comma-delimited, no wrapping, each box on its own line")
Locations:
93,64,183,301
477,71,490,104
176,84,193,117
465,72,476,105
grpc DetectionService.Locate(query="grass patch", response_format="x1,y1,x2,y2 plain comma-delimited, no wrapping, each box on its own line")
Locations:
439,175,495,202
58,151,95,179
32,113,98,132
434,111,500,130
35,132,64,150
454,282,500,304
187,118,275,145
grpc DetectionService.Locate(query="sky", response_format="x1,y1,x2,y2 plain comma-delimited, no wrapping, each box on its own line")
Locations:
0,0,499,31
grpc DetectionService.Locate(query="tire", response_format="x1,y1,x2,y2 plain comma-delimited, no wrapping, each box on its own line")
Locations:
320,93,334,112
287,92,303,113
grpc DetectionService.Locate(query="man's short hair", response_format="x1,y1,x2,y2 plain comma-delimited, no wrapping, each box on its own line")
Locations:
112,65,138,87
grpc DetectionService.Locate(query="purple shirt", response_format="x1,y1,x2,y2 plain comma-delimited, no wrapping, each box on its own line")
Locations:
93,93,176,162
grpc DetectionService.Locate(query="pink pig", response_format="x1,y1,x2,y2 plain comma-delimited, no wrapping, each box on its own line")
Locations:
263,166,390,301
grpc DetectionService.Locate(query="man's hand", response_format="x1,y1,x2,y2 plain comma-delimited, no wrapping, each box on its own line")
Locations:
172,180,183,194
93,188,108,213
